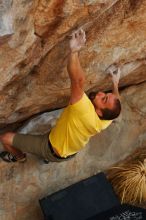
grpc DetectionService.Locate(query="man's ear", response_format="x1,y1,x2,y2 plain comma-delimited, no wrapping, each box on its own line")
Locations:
95,108,103,117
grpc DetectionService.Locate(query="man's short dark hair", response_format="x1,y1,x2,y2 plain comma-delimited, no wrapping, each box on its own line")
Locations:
100,99,121,120
88,92,97,101
88,92,121,120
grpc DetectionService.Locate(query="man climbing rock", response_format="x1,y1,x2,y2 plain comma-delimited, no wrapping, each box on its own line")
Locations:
0,29,121,163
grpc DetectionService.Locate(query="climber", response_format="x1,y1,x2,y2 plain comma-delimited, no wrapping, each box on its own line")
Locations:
0,29,121,163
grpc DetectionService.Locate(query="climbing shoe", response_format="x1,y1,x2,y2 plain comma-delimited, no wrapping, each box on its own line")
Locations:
0,151,26,163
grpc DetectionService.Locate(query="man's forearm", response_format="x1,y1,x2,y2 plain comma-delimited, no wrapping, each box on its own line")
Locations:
67,52,85,84
67,29,86,103
112,82,120,99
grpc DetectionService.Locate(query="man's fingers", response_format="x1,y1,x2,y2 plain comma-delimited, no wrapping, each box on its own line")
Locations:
117,68,121,76
77,29,86,45
106,64,119,75
71,29,80,38
71,28,86,40
70,32,76,40
79,29,86,40
80,31,86,43
74,30,81,39
69,28,86,52
80,29,86,40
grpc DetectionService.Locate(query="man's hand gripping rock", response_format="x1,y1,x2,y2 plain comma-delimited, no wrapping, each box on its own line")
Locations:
106,64,121,99
107,64,121,86
69,29,86,53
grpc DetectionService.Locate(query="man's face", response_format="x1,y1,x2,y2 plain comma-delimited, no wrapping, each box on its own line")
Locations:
93,92,117,111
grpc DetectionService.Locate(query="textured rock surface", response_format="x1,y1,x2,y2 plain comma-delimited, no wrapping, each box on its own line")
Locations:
0,0,146,125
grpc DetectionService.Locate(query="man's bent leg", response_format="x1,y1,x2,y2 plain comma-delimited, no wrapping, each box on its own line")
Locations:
12,133,49,159
0,132,76,163
0,132,52,160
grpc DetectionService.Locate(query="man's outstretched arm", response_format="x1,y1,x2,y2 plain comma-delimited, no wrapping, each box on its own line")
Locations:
67,29,86,104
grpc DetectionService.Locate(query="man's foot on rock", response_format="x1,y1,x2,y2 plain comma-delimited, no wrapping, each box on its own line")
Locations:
0,151,26,163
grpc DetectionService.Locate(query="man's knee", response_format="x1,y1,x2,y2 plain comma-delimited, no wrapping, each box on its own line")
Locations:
0,132,16,146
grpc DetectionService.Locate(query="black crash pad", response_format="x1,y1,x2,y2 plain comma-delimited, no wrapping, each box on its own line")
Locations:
39,172,120,220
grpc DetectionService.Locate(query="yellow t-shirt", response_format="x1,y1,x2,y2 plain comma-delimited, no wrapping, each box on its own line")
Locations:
49,93,112,158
